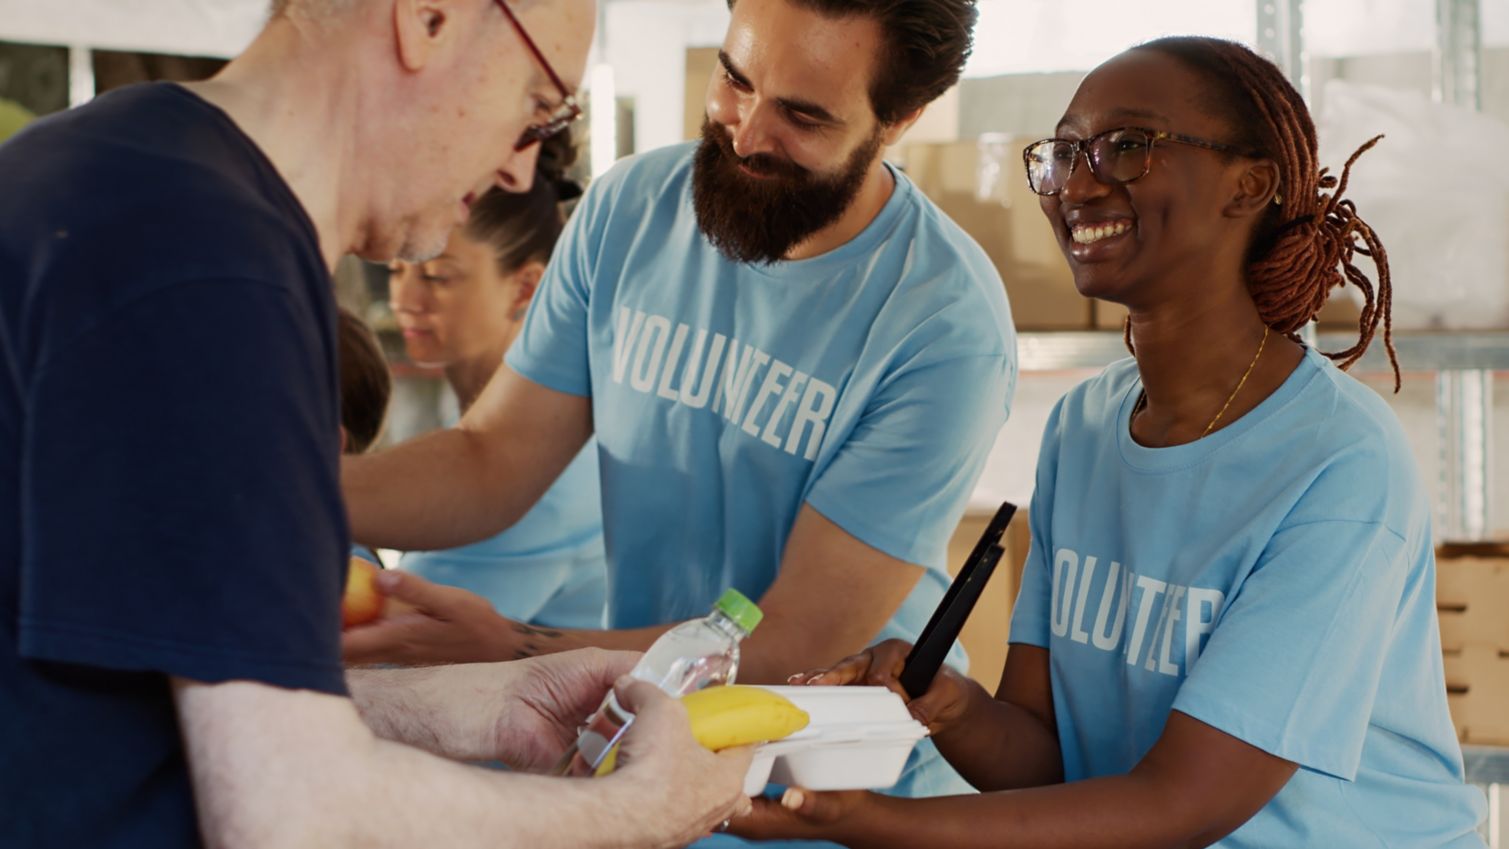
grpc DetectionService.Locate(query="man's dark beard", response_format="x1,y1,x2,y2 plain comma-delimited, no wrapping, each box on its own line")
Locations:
691,119,883,265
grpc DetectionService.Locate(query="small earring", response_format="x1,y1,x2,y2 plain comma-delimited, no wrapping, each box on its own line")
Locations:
1273,193,1283,206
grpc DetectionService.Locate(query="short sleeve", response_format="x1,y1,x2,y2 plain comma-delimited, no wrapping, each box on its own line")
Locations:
505,173,605,397
1007,400,1064,648
1171,518,1409,780
18,279,348,694
805,354,1012,568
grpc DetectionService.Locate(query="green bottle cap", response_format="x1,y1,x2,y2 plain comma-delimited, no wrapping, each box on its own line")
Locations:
714,588,763,635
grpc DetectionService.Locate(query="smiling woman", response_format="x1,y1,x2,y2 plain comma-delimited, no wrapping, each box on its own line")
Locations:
1041,37,1396,390
730,35,1488,849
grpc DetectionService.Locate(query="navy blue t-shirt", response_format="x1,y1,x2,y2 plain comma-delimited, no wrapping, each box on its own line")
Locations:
0,84,349,847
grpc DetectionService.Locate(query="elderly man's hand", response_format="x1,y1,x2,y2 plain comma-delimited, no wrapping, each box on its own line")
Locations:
342,569,536,665
489,648,640,770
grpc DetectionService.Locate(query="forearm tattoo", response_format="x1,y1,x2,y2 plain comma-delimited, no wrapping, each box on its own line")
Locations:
511,622,566,660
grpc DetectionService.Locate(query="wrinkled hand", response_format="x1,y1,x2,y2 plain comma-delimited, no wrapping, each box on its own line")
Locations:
342,569,527,666
607,678,756,849
727,787,873,842
788,638,975,737
491,648,640,770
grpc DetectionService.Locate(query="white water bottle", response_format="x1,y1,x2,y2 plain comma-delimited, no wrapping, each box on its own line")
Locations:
556,588,763,776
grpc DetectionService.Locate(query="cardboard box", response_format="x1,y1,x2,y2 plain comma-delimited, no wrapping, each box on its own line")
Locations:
684,47,719,141
946,507,1030,694
1437,557,1509,652
903,140,1091,330
1444,645,1509,745
1437,555,1509,745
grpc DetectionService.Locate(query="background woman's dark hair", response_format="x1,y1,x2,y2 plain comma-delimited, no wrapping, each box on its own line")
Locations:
337,306,392,455
1135,35,1400,390
726,0,977,125
464,127,582,275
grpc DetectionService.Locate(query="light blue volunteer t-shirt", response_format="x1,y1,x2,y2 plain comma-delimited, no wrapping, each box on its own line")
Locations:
1010,347,1487,847
510,142,1015,652
401,443,608,629
508,146,1015,833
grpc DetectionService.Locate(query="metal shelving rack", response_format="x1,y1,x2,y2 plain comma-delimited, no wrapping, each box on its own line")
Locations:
1431,0,1498,547
1244,0,1495,546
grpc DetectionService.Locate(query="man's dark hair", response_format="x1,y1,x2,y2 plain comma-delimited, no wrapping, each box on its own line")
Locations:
729,0,978,124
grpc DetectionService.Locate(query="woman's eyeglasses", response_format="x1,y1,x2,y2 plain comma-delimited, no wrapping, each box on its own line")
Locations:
1022,127,1260,196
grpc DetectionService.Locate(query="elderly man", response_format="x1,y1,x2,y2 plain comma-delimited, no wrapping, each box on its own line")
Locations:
0,1,751,847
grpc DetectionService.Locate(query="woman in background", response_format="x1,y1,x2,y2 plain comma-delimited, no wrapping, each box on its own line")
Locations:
386,133,607,630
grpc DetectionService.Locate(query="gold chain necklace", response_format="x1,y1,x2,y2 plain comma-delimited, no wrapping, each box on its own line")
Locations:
1133,326,1270,439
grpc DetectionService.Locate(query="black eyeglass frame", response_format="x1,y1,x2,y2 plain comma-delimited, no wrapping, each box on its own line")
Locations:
1021,127,1262,196
494,0,582,151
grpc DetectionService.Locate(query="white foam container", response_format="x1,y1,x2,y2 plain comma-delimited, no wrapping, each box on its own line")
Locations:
739,686,929,795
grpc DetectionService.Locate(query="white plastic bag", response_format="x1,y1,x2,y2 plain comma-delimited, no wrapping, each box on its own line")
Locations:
1317,81,1509,330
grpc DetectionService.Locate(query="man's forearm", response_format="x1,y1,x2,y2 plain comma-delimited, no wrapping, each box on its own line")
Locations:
178,680,700,849
347,664,514,761
343,428,532,550
736,630,863,685
353,736,682,849
221,732,691,849
342,366,593,551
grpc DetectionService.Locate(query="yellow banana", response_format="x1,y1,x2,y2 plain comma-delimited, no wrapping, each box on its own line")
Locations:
594,685,810,777
680,684,811,750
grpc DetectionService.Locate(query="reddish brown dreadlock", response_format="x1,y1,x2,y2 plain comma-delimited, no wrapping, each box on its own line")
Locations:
1134,36,1401,391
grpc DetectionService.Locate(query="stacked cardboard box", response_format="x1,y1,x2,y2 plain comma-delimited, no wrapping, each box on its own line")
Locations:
903,140,1091,331
1437,555,1509,745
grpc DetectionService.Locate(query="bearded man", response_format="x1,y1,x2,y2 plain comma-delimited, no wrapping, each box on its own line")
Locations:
343,1,1017,842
